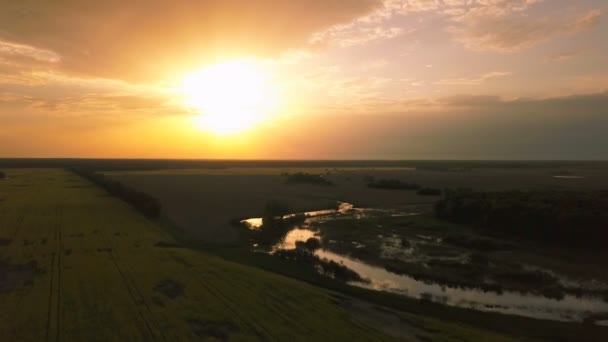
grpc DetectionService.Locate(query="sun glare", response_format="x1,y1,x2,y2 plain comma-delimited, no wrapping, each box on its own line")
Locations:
179,59,278,135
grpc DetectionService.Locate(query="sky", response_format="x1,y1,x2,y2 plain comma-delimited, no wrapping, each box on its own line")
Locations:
1,0,607,160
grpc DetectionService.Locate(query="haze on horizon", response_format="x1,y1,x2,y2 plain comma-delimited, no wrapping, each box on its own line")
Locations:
0,0,607,160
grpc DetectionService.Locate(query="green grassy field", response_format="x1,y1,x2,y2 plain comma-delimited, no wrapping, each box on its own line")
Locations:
0,169,398,341
4,168,608,341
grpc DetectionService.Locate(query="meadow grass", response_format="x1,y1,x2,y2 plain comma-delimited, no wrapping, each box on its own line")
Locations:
0,169,391,341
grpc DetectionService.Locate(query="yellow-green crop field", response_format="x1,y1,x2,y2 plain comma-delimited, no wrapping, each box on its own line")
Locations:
0,169,391,341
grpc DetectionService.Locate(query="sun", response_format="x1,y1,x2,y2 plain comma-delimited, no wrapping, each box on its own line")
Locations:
179,59,278,135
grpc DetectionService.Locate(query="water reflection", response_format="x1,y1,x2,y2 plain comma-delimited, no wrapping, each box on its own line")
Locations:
241,202,354,229
274,229,317,250
315,250,608,323
243,204,608,324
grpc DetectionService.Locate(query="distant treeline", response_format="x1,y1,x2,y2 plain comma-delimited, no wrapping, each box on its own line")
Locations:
2,158,606,171
367,178,442,196
70,168,162,219
284,172,332,186
435,189,608,248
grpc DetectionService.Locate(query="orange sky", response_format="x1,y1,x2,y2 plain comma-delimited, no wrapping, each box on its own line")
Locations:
1,1,607,159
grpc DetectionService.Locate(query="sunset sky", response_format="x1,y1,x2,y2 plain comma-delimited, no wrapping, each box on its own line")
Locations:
1,0,607,159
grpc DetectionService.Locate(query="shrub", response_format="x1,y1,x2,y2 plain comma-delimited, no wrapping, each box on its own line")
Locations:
295,238,321,252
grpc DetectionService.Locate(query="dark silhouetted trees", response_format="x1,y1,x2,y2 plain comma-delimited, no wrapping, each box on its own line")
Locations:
367,178,420,190
274,243,364,283
435,189,608,248
257,200,292,244
70,168,161,218
295,237,321,252
285,172,332,186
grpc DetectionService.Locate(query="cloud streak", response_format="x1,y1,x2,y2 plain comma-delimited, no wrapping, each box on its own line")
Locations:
435,71,512,86
0,0,383,81
451,9,602,52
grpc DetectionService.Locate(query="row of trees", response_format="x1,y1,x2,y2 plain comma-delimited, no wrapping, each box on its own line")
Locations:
284,172,333,186
71,168,162,219
367,178,443,196
435,189,608,248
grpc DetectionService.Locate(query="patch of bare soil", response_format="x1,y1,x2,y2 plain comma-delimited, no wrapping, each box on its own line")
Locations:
154,278,185,299
187,319,239,341
0,260,40,291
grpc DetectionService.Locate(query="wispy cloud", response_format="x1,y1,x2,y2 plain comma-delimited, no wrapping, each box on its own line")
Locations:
451,9,602,52
0,40,60,63
310,25,407,48
0,0,384,81
546,50,585,62
435,71,512,86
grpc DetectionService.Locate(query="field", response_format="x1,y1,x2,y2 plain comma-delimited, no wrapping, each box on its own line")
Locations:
107,164,608,244
0,169,398,341
3,165,608,341
0,168,534,341
100,163,608,340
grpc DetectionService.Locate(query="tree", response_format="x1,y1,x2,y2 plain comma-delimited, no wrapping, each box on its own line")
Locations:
0,171,6,179
256,200,293,244
262,200,290,231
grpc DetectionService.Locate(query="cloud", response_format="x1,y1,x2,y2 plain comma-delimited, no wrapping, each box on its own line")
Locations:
29,94,175,114
0,40,60,63
358,1,600,54
0,40,62,85
359,58,389,70
0,0,383,81
435,71,512,85
262,90,608,160
546,50,584,62
369,0,541,20
438,91,608,111
311,25,407,48
451,9,602,52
